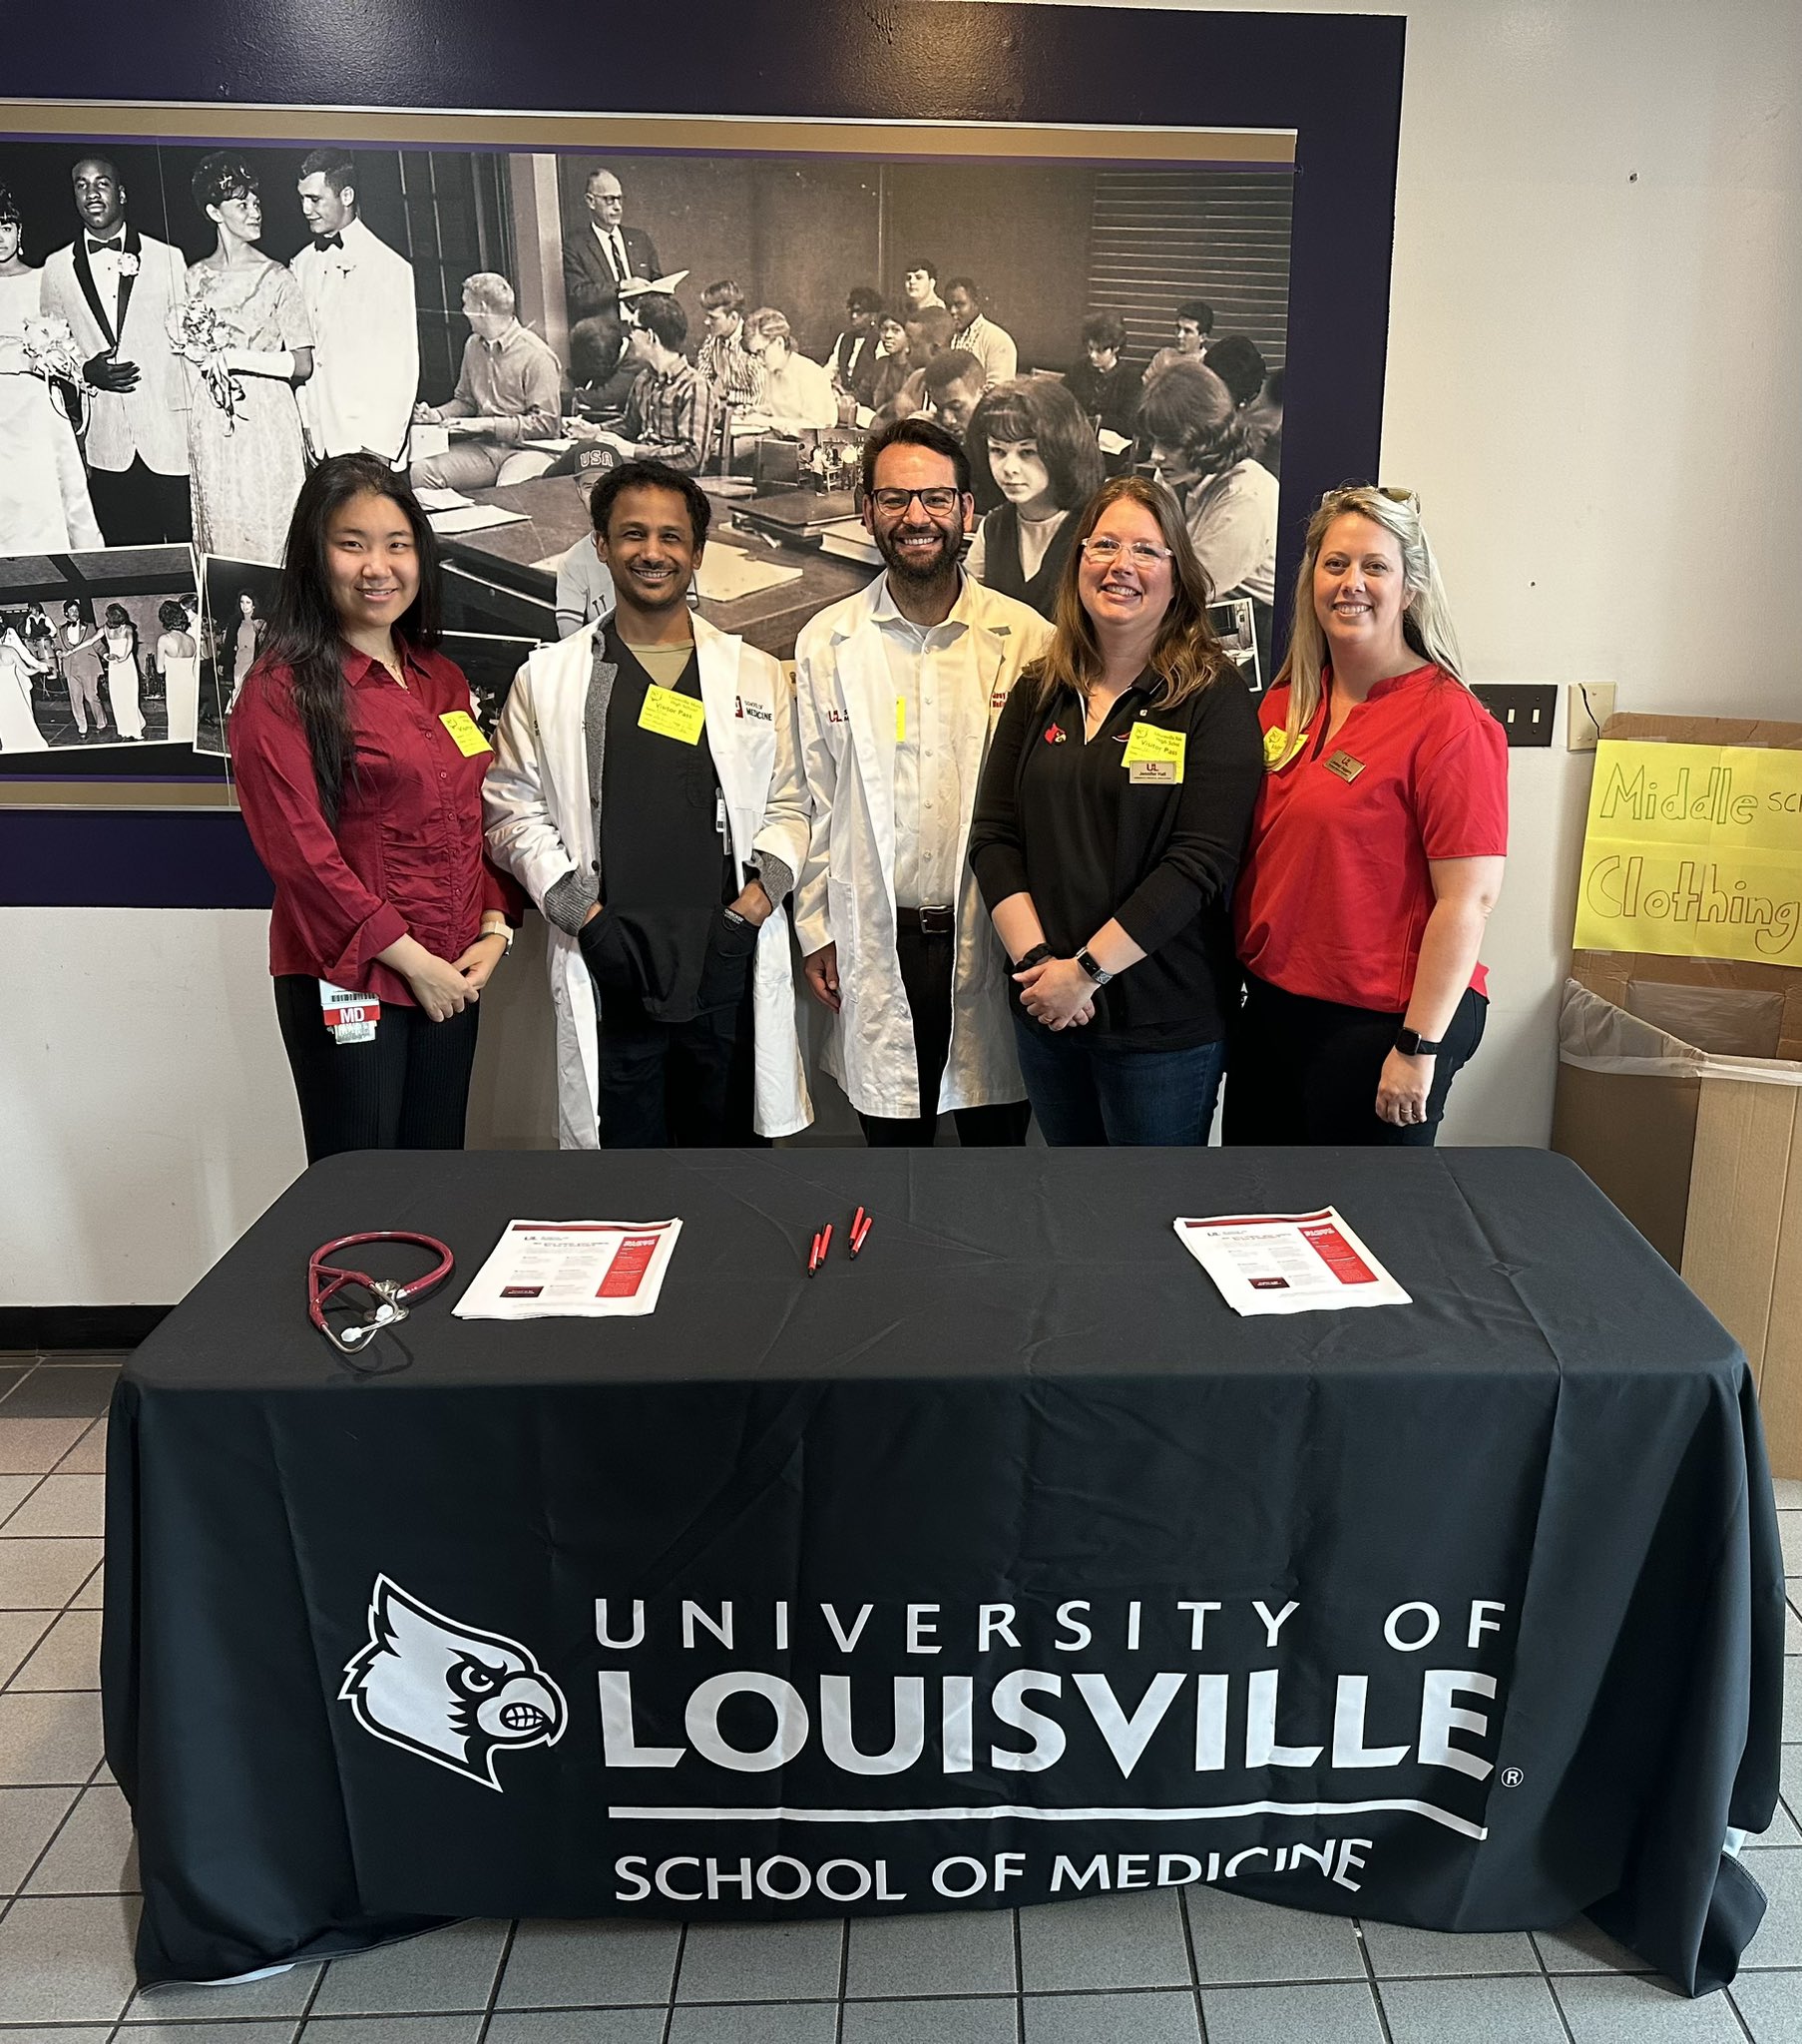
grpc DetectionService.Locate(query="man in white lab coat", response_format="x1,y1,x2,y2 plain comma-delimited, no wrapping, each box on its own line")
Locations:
484,460,811,1148
290,149,419,467
794,417,1053,1143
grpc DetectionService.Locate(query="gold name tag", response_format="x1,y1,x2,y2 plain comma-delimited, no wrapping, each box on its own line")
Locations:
1324,750,1366,782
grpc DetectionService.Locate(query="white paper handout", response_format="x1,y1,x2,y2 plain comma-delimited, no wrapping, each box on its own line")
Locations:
1173,1207,1411,1316
453,1219,682,1319
427,504,532,536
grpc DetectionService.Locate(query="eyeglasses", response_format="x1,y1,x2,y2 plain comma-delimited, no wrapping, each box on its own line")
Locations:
870,486,963,515
1081,536,1172,567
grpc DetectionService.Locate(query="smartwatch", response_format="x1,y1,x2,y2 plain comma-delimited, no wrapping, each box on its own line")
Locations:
1395,1026,1443,1057
1076,947,1114,986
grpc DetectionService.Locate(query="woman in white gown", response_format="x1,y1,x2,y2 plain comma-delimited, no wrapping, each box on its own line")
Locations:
153,601,201,746
0,618,48,752
0,186,104,555
101,605,145,741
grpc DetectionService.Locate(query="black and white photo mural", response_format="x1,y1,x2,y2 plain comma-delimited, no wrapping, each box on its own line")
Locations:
0,122,1295,771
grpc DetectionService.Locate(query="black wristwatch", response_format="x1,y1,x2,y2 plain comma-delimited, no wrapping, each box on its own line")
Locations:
1075,947,1114,986
1014,942,1054,970
1395,1026,1444,1057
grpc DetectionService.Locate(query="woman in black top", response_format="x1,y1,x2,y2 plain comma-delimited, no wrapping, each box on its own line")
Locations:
969,475,1263,1144
965,378,1103,620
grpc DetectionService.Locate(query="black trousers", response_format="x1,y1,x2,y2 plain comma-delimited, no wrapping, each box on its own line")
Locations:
857,926,1032,1149
597,979,760,1149
1222,972,1488,1147
273,975,480,1164
86,459,193,548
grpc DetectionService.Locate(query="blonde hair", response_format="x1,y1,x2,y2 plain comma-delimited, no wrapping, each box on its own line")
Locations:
1033,475,1230,713
1278,485,1464,740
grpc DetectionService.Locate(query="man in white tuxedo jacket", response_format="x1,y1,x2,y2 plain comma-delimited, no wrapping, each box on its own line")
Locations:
38,156,191,546
291,149,419,466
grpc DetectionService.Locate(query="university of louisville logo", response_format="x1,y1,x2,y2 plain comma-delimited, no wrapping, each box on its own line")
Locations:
340,1576,567,1790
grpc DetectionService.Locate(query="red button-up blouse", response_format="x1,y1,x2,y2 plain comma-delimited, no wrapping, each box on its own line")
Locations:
230,644,519,1007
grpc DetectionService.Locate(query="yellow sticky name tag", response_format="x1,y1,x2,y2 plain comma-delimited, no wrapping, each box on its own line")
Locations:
439,710,492,758
1263,726,1306,770
639,684,707,746
1123,722,1185,782
896,697,906,743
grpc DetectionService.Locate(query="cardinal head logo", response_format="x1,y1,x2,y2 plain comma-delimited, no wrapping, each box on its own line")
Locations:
340,1576,567,1790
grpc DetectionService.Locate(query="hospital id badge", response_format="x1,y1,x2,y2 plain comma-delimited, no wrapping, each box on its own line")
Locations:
319,979,379,1045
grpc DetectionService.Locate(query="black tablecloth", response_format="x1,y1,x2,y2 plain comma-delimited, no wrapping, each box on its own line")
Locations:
102,1147,1784,1992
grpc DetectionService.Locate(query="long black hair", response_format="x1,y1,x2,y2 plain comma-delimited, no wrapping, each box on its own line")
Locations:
257,453,442,826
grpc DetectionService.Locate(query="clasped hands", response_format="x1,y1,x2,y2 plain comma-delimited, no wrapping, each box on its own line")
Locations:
1014,955,1096,1031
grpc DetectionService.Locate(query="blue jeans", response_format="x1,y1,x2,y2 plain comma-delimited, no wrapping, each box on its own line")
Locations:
1012,1012,1226,1146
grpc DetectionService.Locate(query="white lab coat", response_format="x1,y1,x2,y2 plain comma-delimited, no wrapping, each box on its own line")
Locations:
484,613,813,1146
793,573,1053,1119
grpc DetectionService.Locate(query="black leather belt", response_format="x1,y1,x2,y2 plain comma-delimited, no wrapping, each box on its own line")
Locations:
895,905,956,935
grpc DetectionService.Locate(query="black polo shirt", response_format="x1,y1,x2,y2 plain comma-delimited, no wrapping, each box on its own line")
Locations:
969,665,1263,1050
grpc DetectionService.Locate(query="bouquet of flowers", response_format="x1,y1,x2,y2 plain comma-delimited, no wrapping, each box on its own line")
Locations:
168,294,242,430
17,314,88,432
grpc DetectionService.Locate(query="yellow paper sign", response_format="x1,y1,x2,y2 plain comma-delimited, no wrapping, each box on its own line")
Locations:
438,711,492,758
638,684,707,747
1123,722,1185,781
1574,740,1802,963
896,697,906,743
1263,726,1305,770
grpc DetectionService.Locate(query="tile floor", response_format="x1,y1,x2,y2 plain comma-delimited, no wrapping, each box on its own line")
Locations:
4,1349,1802,2042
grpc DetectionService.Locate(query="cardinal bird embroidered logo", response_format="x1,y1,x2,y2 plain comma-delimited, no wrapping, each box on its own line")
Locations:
340,1576,567,1790
1044,723,1068,744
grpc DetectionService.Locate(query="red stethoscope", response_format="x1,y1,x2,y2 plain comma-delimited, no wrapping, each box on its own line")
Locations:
308,1232,455,1360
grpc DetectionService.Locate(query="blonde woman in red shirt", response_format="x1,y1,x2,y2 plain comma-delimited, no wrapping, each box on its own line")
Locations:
231,453,518,1160
1226,485,1508,1145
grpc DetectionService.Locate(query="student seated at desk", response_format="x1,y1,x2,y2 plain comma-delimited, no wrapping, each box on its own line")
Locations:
410,272,562,492
742,308,838,433
569,292,715,477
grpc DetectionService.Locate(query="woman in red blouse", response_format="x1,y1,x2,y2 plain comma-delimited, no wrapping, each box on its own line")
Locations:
231,453,518,1160
1225,485,1508,1145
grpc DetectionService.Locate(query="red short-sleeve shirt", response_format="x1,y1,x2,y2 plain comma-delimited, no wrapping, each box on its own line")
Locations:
1234,665,1509,1014
230,645,518,1006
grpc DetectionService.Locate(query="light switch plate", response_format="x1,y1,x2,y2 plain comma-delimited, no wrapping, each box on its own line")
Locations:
1567,683,1617,752
1472,684,1558,748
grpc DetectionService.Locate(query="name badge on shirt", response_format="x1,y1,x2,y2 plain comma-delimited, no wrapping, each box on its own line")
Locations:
1123,722,1185,784
319,980,379,1046
439,711,492,758
1324,750,1367,783
639,684,707,746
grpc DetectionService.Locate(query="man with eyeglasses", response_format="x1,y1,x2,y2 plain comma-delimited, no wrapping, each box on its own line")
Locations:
794,416,1053,1145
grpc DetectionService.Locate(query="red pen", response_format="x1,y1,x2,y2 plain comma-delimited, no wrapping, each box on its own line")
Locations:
851,1205,867,1243
819,1223,834,1265
851,1213,873,1258
807,1230,823,1278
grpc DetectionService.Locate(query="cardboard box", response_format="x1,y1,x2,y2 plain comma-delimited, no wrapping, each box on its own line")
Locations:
1554,712,1802,1472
